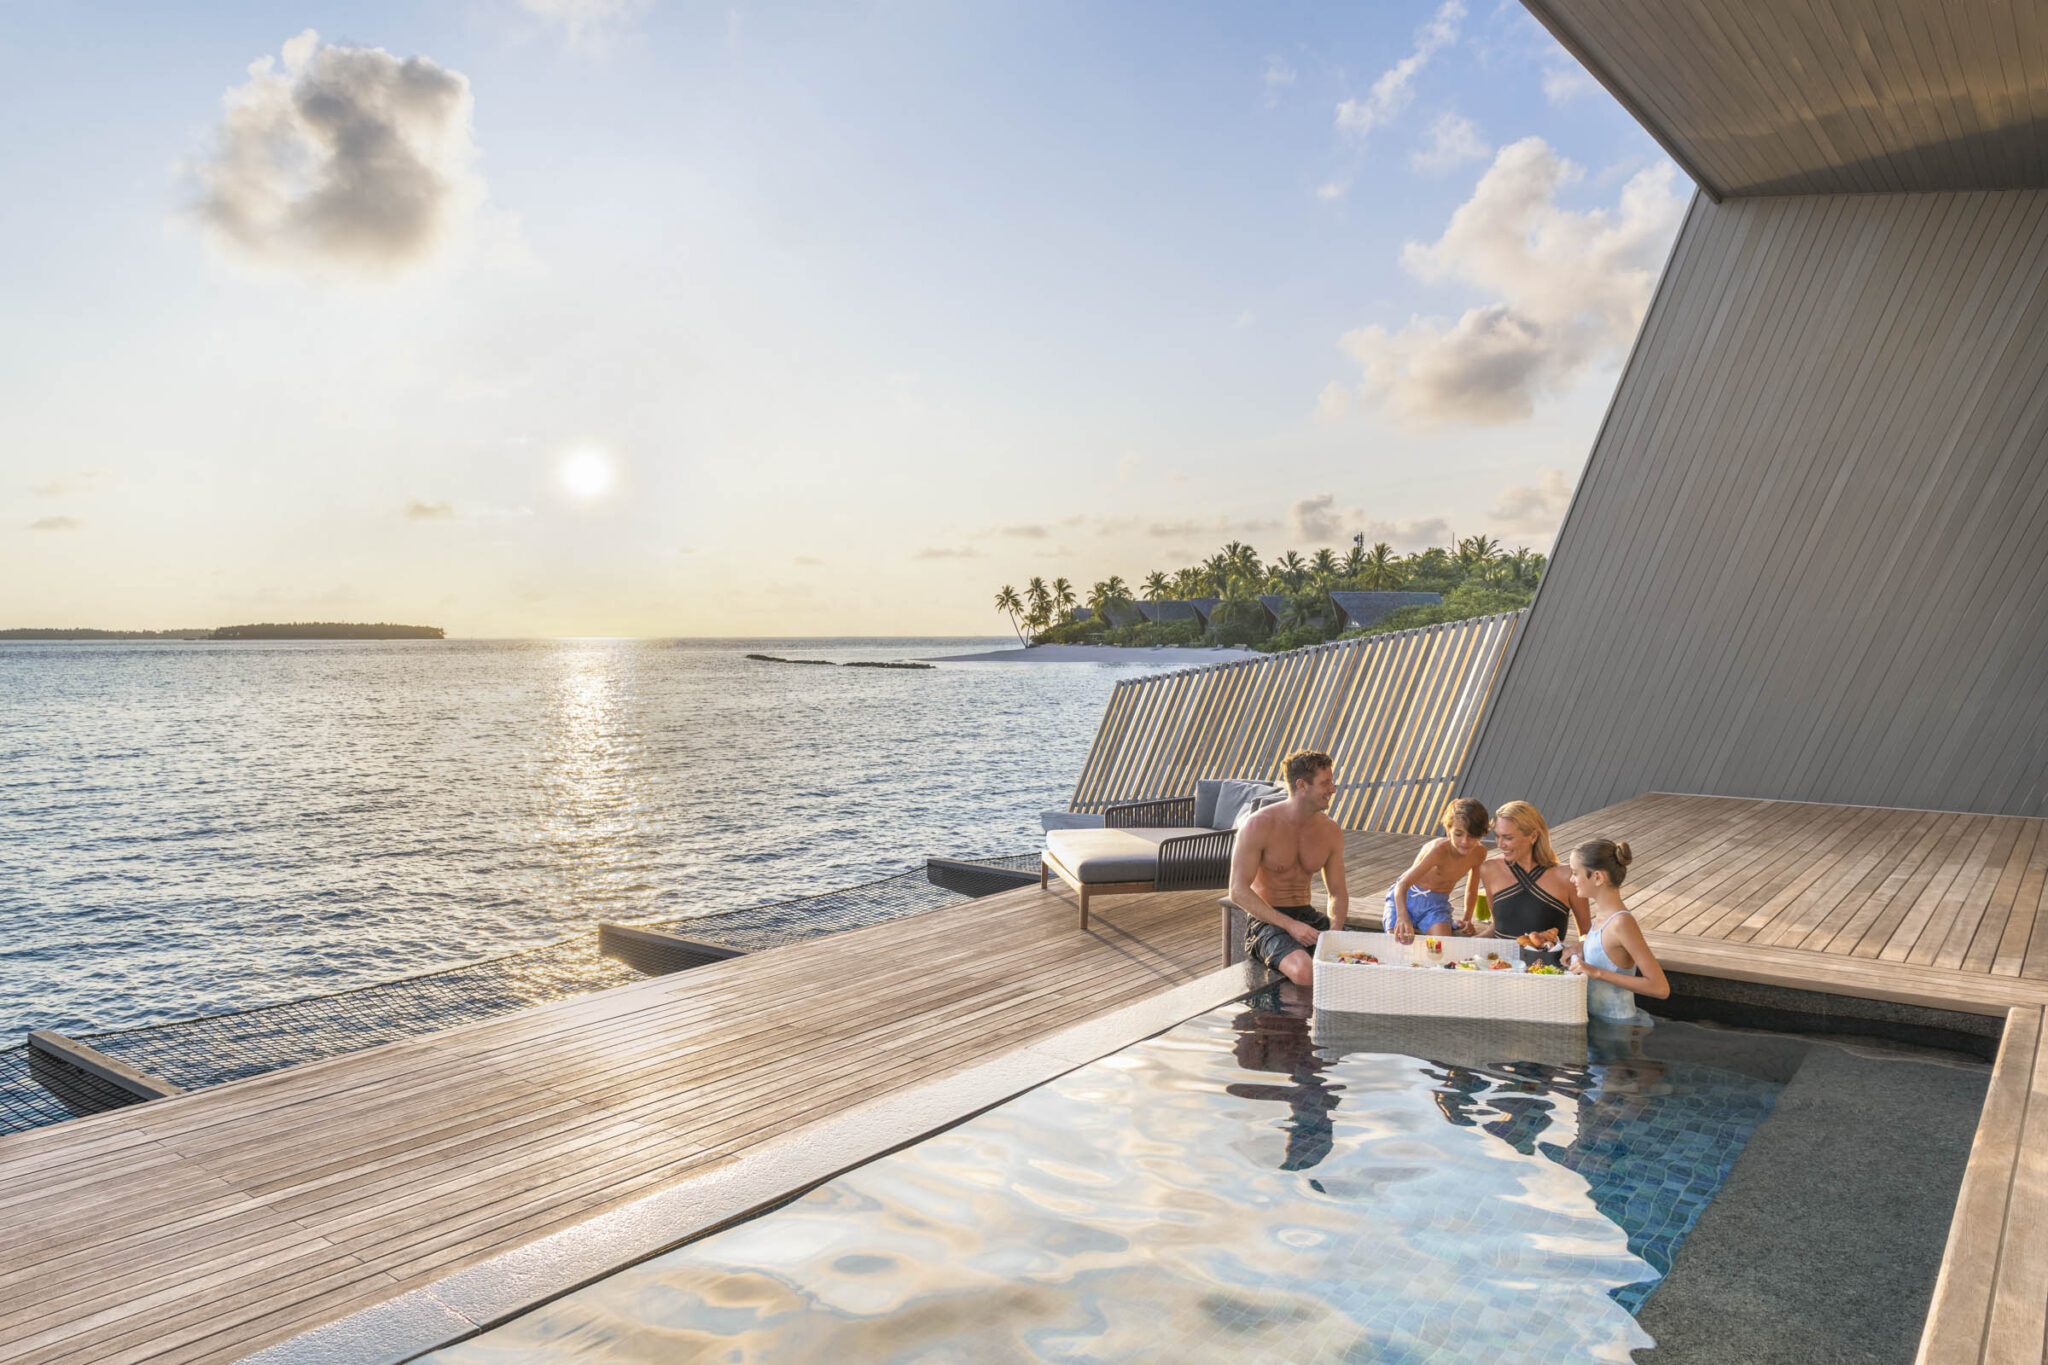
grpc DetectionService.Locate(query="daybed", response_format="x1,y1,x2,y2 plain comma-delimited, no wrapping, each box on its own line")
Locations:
1041,779,1282,929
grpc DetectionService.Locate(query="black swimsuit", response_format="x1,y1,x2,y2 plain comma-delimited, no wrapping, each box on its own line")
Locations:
1490,859,1573,939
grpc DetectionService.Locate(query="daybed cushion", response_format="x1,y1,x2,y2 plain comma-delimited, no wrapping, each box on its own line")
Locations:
1044,826,1214,884
1040,809,1107,832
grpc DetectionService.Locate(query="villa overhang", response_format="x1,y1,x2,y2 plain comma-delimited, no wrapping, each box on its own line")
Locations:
1522,0,2048,199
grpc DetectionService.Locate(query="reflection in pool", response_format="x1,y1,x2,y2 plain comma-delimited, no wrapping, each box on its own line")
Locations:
432,992,1791,1363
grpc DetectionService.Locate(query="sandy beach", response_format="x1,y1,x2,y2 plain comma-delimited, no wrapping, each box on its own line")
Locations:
923,643,1257,665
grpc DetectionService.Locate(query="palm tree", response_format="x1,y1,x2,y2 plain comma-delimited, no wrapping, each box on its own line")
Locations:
1202,553,1233,597
1227,541,1262,584
1025,576,1052,621
1101,574,1130,602
1310,548,1339,582
1142,571,1171,602
1052,577,1077,623
1363,542,1400,589
1505,547,1545,590
1273,551,1310,593
1171,567,1203,599
993,585,1025,644
1342,544,1368,580
1456,534,1503,576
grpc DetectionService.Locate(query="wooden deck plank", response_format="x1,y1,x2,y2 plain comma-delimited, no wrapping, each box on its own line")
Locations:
1917,1006,2037,1365
0,834,1423,1365
1983,1008,2048,1363
8,802,2048,1365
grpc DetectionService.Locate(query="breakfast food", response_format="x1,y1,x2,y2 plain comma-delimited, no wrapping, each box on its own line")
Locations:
1515,929,1561,950
1334,951,1380,965
1526,963,1566,975
1423,936,1444,957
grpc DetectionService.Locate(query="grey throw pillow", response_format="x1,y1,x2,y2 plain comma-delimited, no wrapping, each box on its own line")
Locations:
1193,779,1226,830
1211,778,1283,829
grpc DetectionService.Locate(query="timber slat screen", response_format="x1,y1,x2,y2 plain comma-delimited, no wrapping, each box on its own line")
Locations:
1068,612,1522,833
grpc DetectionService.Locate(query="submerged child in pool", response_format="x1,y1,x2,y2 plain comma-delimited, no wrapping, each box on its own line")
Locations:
1383,797,1490,943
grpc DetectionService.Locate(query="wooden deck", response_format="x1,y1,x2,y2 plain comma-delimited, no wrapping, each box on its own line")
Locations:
5,800,2047,1363
1555,793,2048,1365
0,833,1427,1365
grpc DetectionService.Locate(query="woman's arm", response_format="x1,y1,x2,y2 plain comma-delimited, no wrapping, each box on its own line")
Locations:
1573,912,1670,998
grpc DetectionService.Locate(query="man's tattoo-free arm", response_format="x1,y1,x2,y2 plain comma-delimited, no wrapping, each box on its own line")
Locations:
1229,821,1289,930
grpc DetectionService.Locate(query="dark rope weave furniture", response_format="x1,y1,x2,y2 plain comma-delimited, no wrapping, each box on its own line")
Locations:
1040,795,1238,930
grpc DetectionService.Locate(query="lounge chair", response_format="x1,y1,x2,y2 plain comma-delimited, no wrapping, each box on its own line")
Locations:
1041,779,1283,929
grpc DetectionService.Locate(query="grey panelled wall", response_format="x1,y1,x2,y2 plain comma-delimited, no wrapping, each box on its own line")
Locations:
1524,0,2048,198
1070,612,1521,834
1462,189,2048,825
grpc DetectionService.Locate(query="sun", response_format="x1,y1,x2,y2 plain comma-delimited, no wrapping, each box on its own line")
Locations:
559,449,615,500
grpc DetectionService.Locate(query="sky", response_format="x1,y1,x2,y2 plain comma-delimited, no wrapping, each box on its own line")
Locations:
0,1,1687,637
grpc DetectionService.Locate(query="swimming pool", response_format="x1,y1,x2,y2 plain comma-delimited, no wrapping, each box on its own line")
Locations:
428,989,1985,1363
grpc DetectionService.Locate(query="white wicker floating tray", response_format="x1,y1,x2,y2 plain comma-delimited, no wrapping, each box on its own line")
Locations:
1312,930,1587,1025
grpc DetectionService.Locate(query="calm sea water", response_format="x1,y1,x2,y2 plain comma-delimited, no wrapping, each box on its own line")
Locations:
0,638,1159,1038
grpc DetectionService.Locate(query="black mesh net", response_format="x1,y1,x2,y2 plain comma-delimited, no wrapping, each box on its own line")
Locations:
0,853,1039,1140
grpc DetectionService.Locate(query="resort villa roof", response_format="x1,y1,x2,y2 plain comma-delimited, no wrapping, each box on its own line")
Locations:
1101,600,1147,629
1136,599,1203,625
9,2,2048,1362
1327,590,1440,631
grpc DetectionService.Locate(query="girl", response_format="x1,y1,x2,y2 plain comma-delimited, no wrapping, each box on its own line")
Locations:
1564,838,1670,1022
1476,801,1588,943
1383,798,1490,942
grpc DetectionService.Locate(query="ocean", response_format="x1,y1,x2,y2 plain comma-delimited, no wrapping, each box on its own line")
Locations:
0,638,1159,1038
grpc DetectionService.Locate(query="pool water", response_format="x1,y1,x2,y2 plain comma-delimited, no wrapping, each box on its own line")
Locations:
431,991,1984,1363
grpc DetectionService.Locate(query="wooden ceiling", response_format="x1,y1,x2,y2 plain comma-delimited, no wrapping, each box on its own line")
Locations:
1523,0,2048,198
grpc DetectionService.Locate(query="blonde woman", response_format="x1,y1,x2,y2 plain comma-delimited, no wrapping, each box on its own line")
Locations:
1475,800,1588,942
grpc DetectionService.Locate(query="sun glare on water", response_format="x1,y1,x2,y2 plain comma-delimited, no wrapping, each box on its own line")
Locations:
559,449,615,500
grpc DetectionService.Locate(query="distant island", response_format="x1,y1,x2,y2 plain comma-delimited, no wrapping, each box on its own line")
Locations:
992,534,1544,654
2,622,445,641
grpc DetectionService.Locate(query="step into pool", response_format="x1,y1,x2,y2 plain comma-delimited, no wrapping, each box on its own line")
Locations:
429,987,1987,1364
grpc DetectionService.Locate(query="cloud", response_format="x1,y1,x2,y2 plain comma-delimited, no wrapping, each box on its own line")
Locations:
1146,517,1282,539
1261,55,1296,106
517,0,648,48
1316,180,1347,202
1291,494,1349,543
31,471,113,497
1411,112,1488,173
1289,497,1454,550
1542,57,1599,104
914,546,982,560
189,31,484,277
29,516,83,532
404,499,455,520
999,524,1049,539
1491,467,1572,533
792,555,823,566
1335,0,1463,139
1335,138,1686,426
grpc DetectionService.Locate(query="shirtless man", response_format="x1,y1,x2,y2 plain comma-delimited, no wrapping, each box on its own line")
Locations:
1383,798,1491,943
1229,749,1350,987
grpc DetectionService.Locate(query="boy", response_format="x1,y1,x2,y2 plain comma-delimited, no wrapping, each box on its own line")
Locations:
1383,798,1490,943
